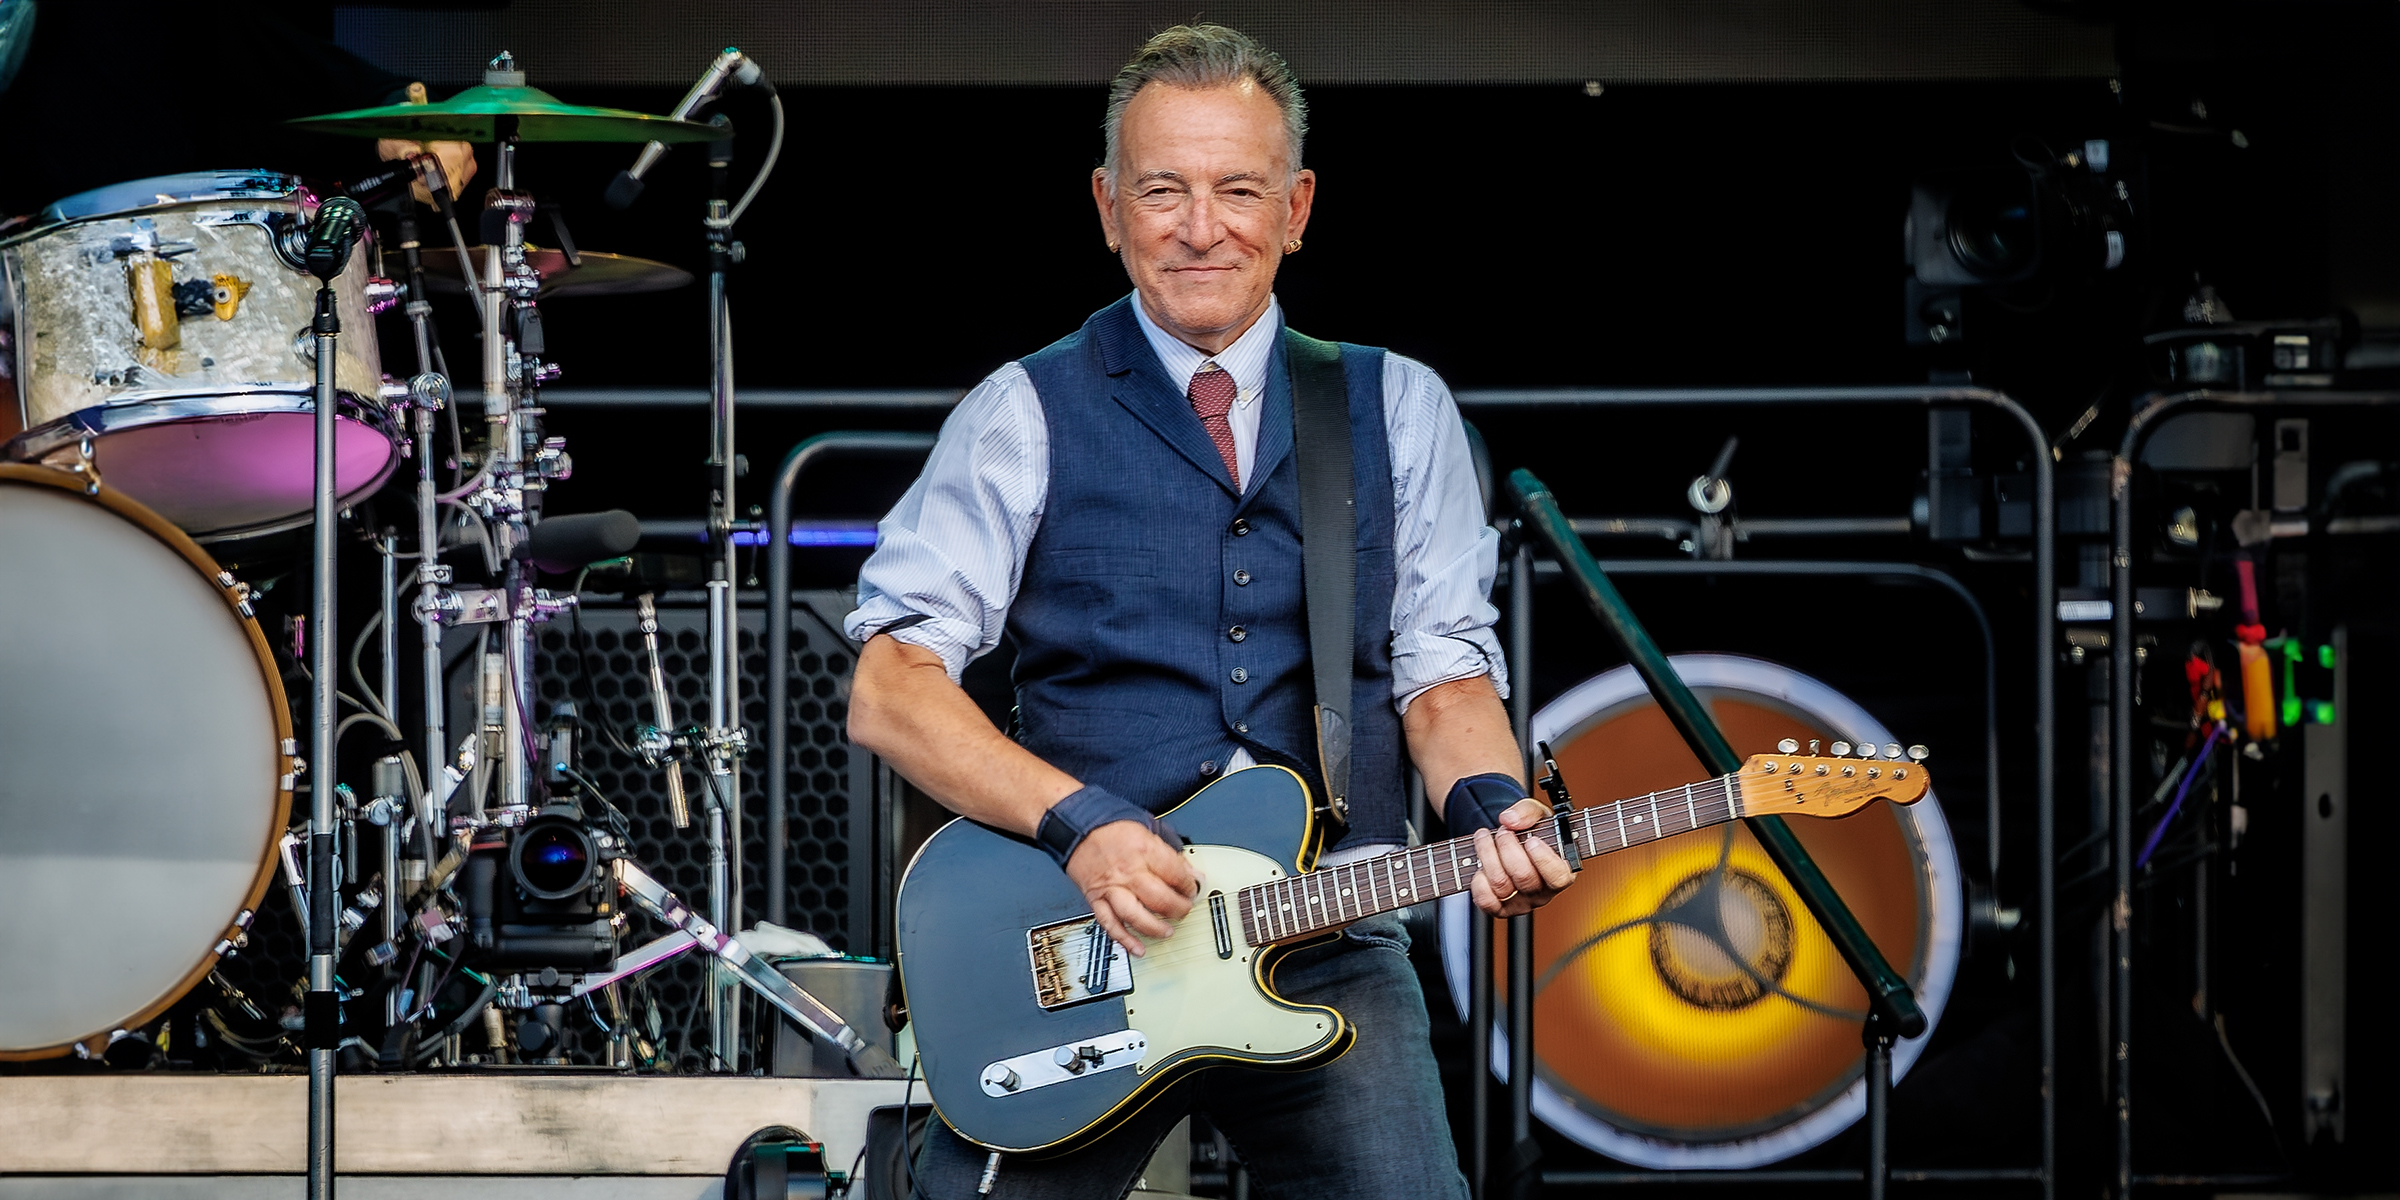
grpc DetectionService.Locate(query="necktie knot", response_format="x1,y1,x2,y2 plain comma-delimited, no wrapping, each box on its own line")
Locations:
1187,363,1237,418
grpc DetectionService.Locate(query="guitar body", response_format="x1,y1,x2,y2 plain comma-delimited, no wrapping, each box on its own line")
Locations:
895,766,1353,1154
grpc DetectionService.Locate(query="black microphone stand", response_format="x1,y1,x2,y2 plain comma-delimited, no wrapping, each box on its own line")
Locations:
305,257,346,1200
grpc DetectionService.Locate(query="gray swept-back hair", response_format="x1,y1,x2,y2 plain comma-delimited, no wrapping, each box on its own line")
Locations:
1102,24,1308,182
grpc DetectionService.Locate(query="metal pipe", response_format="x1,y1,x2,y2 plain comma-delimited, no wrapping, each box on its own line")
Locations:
1469,907,1492,1200
1543,1168,2046,1187
306,284,341,1200
703,141,744,1066
1511,468,1927,1038
763,433,936,938
1506,544,1534,1195
2108,388,2400,1199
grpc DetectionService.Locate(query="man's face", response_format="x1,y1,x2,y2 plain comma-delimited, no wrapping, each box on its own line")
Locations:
1094,79,1315,355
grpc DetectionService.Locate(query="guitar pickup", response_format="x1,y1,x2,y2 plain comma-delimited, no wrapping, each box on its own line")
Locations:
981,1029,1148,1097
1027,915,1133,1010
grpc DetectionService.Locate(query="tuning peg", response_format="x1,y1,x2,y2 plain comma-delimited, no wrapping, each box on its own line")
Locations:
1777,738,1799,754
1830,740,1852,757
1907,745,1929,762
1808,739,1821,755
1882,743,1903,760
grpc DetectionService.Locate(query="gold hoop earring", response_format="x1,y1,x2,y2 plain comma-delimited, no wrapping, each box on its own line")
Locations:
1284,238,1303,254
1106,241,1121,254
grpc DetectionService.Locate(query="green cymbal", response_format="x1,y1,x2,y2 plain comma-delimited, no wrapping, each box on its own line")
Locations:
288,84,726,144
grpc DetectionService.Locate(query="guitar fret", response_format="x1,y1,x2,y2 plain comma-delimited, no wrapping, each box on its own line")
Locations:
1234,771,1763,948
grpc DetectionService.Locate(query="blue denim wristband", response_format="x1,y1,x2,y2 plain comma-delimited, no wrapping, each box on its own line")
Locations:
1034,784,1164,868
1444,772,1529,834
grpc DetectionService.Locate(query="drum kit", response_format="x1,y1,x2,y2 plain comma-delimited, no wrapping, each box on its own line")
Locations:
0,49,886,1089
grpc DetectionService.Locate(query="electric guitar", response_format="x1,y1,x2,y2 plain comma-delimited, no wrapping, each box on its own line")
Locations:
894,751,1929,1154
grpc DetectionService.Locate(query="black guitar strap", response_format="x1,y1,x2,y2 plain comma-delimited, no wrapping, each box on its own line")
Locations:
1284,329,1354,833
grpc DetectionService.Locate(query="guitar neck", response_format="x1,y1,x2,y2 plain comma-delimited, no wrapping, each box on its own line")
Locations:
1234,773,1746,946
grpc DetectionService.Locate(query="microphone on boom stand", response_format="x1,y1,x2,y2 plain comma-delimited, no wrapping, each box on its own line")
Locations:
604,47,772,210
305,195,368,282
301,188,367,1200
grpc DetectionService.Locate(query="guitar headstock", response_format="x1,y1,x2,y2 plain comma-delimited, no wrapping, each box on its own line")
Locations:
1739,738,1929,818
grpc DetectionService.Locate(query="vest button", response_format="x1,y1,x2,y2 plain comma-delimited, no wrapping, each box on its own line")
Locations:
1230,667,1249,684
1232,569,1252,586
1234,721,1250,734
1230,518,1251,537
1200,760,1219,776
1228,625,1246,643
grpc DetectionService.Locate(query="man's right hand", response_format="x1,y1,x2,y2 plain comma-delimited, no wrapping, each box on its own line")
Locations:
1067,819,1199,958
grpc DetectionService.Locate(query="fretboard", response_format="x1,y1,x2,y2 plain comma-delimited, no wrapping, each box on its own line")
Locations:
1234,773,1746,945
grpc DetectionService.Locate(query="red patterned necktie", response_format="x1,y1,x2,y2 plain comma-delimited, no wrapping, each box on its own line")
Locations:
1187,362,1241,486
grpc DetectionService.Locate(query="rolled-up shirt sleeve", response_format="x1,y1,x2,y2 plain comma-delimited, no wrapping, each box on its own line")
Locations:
843,364,1048,681
1383,353,1510,713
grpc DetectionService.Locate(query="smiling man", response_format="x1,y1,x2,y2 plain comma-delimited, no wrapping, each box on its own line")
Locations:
845,24,1572,1197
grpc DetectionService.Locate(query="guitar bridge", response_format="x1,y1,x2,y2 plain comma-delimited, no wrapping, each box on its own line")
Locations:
1027,916,1133,1010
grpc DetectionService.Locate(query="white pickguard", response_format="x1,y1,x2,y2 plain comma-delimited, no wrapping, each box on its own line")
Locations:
1120,843,1345,1076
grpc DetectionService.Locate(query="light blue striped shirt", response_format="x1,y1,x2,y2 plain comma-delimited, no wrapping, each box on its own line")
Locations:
845,295,1508,718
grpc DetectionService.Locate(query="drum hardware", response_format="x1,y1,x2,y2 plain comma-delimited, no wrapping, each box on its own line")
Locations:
286,52,732,145
414,245,694,299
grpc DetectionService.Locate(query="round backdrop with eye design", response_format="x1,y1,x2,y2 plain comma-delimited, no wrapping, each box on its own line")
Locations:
1441,654,1961,1169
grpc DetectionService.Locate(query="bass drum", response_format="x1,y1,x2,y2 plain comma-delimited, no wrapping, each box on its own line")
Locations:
1441,654,1962,1168
0,464,294,1059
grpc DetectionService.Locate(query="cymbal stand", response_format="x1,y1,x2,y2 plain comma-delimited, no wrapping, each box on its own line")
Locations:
699,118,748,1068
393,169,454,862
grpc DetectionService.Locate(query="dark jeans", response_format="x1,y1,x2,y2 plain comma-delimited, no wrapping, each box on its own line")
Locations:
909,914,1470,1200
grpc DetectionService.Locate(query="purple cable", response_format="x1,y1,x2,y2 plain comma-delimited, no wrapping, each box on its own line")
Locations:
2137,723,2224,869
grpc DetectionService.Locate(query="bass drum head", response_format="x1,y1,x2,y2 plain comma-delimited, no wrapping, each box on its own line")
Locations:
1441,654,1961,1168
0,465,290,1058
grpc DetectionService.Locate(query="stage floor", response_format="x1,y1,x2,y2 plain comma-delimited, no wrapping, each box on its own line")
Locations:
0,1074,912,1196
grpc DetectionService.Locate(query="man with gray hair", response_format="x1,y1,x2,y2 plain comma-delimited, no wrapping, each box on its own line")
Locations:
847,23,1572,1196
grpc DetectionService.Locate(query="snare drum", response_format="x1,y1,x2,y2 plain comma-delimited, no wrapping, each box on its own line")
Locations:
0,463,295,1060
1,171,400,540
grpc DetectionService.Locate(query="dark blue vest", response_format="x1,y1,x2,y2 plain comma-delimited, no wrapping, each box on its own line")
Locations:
1011,298,1405,849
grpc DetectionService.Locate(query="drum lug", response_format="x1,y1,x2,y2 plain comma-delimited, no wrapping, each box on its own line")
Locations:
215,570,256,618
212,909,257,957
281,737,299,757
363,276,403,315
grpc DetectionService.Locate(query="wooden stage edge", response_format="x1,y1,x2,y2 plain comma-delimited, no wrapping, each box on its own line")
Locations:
0,1074,914,1179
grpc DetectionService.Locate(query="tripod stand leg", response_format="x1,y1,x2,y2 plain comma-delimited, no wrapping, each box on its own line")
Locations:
607,859,900,1074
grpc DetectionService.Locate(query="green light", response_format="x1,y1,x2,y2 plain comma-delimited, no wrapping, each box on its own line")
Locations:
2319,644,2336,669
2281,639,2303,662
2310,700,2336,725
2282,695,2302,727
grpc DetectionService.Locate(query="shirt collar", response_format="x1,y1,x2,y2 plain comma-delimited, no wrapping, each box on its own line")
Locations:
1129,292,1281,404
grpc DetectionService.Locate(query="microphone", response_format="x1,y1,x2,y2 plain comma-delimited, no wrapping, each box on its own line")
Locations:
605,47,771,210
304,196,368,282
525,509,643,573
333,164,418,210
